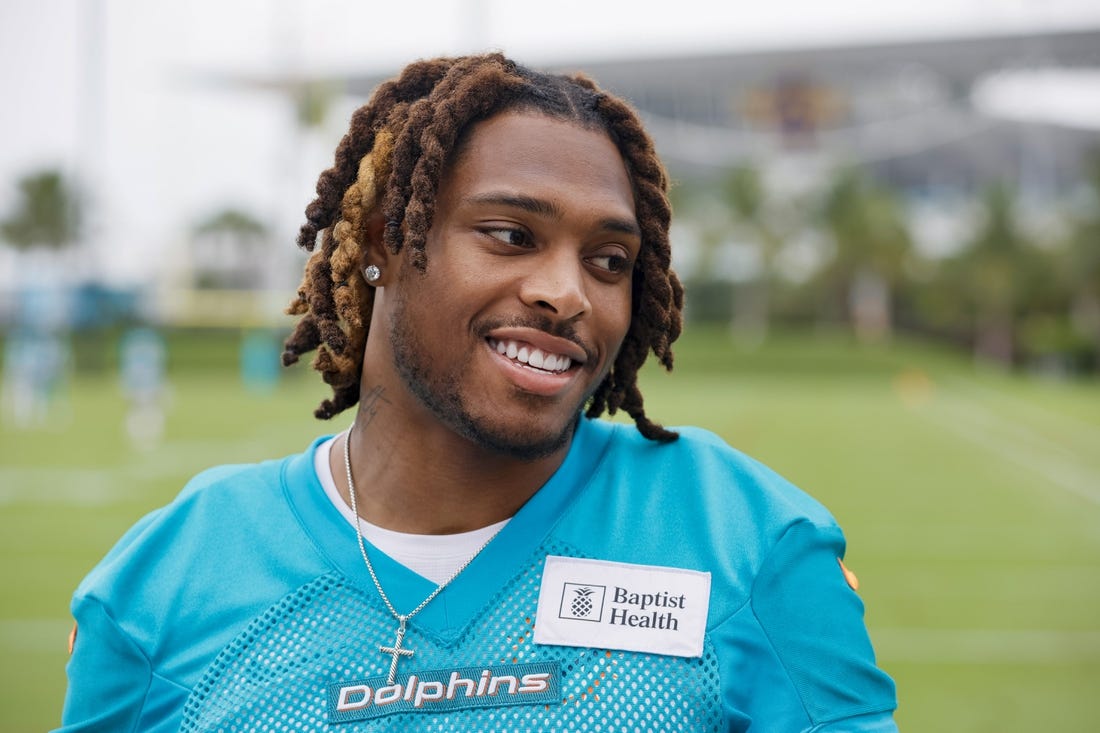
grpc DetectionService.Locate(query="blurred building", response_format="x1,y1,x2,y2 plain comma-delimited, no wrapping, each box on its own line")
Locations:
542,28,1100,194
326,27,1100,278
230,27,1100,200
9,25,1090,329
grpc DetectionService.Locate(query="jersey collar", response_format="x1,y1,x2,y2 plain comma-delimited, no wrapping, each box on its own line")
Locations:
282,416,617,642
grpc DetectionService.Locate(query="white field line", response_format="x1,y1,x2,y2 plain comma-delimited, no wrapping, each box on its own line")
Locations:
0,466,163,505
0,438,281,506
937,381,1100,466
0,469,122,505
917,389,1100,509
944,376,1100,452
937,415,1100,508
873,627,1100,664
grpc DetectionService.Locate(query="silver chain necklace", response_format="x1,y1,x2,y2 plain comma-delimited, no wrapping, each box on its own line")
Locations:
342,428,502,684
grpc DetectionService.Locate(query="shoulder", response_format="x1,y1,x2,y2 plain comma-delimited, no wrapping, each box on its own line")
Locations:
61,444,338,724
599,420,837,528
76,459,284,596
570,421,897,725
71,446,326,657
561,420,844,615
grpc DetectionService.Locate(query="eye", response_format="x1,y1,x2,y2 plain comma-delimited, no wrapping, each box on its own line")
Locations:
587,249,633,274
484,227,533,248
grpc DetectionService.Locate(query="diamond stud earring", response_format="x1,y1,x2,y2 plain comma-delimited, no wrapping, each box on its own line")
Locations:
364,265,381,283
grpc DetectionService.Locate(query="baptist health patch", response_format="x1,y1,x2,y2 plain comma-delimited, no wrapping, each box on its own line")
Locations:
534,556,711,658
327,662,560,723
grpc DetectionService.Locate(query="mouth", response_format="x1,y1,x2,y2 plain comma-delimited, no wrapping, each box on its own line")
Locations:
487,338,576,375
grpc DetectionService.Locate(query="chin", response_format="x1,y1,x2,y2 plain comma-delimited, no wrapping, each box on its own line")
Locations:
451,410,578,462
389,315,585,461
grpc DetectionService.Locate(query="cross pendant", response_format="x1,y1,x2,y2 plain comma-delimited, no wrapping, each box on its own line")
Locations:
379,616,415,684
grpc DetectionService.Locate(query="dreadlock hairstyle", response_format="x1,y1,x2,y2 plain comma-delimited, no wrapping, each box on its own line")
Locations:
282,53,685,441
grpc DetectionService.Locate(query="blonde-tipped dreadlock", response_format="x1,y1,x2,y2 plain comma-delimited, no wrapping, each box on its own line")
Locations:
283,53,685,441
286,131,395,418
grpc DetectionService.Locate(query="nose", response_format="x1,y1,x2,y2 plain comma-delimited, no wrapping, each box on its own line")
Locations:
518,249,591,321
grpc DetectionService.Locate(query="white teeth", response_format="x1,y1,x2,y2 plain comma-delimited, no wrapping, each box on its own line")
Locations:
488,338,573,373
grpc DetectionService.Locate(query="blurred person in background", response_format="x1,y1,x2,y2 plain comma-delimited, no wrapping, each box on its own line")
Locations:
119,326,167,449
1,326,67,428
57,53,897,732
240,328,283,393
1,282,71,429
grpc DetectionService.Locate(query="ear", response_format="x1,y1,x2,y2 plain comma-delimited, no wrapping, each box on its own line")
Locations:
360,211,400,285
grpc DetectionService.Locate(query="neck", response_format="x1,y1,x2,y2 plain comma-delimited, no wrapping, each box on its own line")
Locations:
333,389,572,535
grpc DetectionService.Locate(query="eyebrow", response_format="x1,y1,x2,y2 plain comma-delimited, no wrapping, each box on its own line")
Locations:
465,191,642,238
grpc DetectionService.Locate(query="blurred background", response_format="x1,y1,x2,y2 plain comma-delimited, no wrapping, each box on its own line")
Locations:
1,0,1098,730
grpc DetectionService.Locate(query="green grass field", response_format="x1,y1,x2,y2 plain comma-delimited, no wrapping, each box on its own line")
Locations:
2,326,1098,731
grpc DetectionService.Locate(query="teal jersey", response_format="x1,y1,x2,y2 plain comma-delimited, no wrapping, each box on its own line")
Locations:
58,418,897,731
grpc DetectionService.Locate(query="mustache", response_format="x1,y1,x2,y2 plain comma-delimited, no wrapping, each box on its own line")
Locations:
476,315,594,363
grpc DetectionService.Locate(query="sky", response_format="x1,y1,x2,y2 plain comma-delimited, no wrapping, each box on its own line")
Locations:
2,0,1100,285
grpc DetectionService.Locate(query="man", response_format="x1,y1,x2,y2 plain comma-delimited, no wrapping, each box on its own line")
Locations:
59,54,898,731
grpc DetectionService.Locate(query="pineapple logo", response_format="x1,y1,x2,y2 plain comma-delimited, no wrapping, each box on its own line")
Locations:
571,588,594,616
559,583,606,622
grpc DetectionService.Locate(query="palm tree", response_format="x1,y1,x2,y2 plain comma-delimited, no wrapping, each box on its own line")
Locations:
1,168,84,320
817,168,912,341
0,169,81,251
723,165,788,341
951,183,1033,365
1063,152,1100,366
0,169,81,422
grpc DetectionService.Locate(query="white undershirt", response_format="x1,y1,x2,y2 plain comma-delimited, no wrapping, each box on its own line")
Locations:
315,436,509,584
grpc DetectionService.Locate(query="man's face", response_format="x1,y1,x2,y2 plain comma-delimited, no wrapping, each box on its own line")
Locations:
380,110,640,460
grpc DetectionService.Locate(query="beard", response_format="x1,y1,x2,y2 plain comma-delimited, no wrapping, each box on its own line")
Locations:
387,293,583,462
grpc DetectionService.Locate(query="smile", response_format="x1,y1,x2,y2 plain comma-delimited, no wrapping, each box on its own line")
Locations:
487,338,574,374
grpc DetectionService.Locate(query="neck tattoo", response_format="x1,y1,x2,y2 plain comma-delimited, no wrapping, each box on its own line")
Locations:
343,428,502,684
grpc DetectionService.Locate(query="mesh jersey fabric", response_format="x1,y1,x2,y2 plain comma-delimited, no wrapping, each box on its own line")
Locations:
57,417,897,732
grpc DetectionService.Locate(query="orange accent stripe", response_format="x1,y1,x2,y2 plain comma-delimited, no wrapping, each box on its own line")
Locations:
837,558,860,591
68,623,78,655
